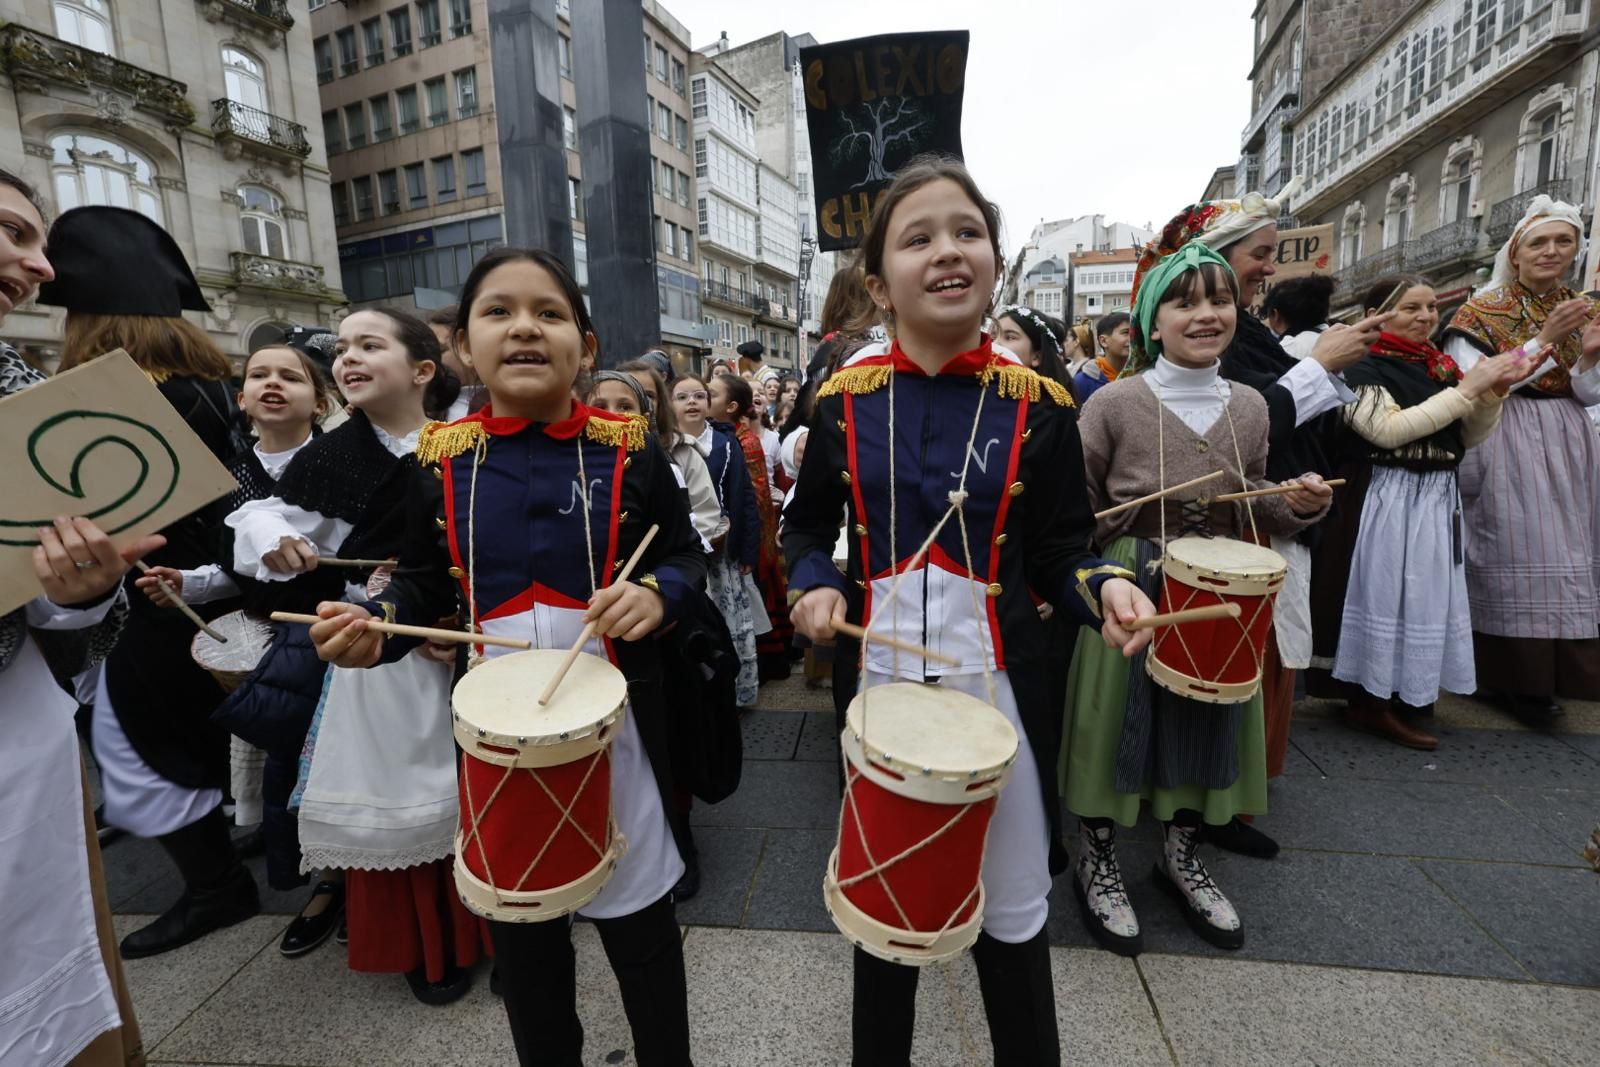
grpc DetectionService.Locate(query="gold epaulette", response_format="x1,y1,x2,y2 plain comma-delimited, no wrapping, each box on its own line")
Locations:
817,363,893,398
415,419,487,465
981,363,1075,407
584,412,647,450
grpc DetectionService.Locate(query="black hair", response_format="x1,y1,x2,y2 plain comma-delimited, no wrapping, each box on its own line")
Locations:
364,305,461,418
453,247,597,346
1262,274,1338,335
1095,311,1131,339
997,306,1070,387
715,372,756,421
1131,262,1241,356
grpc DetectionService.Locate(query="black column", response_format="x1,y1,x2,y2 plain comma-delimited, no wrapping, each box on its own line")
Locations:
487,0,574,272
572,0,660,367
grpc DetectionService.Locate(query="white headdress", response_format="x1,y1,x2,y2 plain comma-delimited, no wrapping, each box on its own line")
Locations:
1195,176,1305,251
1484,194,1585,292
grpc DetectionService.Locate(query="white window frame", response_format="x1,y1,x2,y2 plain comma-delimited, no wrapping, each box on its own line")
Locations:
238,183,289,259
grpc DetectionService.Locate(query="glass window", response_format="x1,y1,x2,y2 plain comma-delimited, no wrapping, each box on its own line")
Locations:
448,0,471,37
563,106,578,150
681,226,692,261
654,44,669,82
362,18,384,66
222,48,268,113
352,175,375,221
370,95,393,141
344,103,367,147
558,33,572,78
389,8,413,55
424,77,448,125
404,163,427,209
53,0,113,56
433,155,456,202
672,58,686,95
378,169,400,213
331,182,350,226
678,169,690,207
658,102,672,141
416,0,441,47
322,110,342,153
1536,113,1557,186
660,162,674,200
463,148,486,196
569,177,584,221
675,114,688,150
691,76,707,118
455,68,478,118
396,86,419,134
239,185,288,258
336,28,358,75
314,36,334,83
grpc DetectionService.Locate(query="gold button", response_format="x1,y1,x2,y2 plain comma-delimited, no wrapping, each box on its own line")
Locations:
1021,428,1033,442
432,466,443,480
856,579,867,589
1008,481,1024,497
837,419,847,432
448,566,465,579
1197,440,1209,453
995,533,1008,546
986,583,1003,598
618,511,629,523
435,517,447,530
840,470,852,485
614,559,625,571
854,524,867,536
623,456,634,469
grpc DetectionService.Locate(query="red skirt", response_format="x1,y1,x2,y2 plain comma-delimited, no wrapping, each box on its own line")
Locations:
345,859,490,981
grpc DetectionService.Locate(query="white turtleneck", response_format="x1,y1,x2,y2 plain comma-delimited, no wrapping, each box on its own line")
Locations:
1147,356,1232,436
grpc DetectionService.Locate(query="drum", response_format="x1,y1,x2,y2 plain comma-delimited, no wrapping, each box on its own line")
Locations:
1147,536,1287,704
450,649,629,922
825,682,1018,966
190,611,275,692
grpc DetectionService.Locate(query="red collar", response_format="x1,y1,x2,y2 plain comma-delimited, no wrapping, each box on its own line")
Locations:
461,400,620,440
863,334,1007,378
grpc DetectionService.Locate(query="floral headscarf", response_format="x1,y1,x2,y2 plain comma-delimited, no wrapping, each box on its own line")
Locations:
1129,177,1303,309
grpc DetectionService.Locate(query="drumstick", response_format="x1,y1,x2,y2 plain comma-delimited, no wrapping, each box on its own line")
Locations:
1094,471,1224,521
1127,603,1242,631
828,618,963,666
537,524,661,707
134,561,229,643
1213,479,1346,504
312,558,396,569
268,611,533,650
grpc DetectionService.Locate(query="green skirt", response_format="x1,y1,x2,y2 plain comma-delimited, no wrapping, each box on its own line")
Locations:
1057,535,1269,828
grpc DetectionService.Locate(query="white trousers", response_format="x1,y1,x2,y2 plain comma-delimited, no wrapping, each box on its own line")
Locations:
91,672,222,838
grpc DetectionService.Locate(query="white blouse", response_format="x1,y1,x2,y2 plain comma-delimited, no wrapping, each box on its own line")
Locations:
1148,357,1232,436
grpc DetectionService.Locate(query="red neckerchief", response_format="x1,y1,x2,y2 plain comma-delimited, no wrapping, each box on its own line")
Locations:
1369,331,1461,386
850,334,1009,378
463,400,627,439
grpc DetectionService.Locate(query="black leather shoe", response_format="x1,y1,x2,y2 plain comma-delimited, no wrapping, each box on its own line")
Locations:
1201,817,1280,859
671,853,701,903
405,965,472,1006
120,866,261,959
232,826,264,860
279,880,345,958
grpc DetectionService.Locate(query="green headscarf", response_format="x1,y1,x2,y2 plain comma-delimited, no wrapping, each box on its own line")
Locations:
1125,242,1236,375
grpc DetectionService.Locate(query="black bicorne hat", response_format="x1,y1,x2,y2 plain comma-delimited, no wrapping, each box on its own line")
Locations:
37,206,211,316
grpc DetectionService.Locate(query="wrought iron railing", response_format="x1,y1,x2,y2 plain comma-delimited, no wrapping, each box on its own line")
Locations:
211,99,312,158
1404,218,1483,272
1334,245,1407,295
0,25,194,127
1487,179,1573,243
1241,72,1300,149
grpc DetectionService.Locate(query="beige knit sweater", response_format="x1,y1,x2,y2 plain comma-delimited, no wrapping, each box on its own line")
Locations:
1076,374,1328,546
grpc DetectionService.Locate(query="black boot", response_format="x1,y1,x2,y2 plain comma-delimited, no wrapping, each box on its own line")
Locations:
488,917,583,1066
851,947,919,1067
672,850,701,903
595,894,694,1067
120,806,260,959
971,930,1061,1067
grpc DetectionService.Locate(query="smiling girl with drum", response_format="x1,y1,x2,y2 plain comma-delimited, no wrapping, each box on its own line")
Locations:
309,248,705,1067
785,156,1156,1067
1061,244,1331,957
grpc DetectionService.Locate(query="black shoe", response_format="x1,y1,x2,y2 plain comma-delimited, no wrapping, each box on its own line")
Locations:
489,965,502,997
671,854,701,903
335,916,348,945
405,965,471,1006
120,866,261,959
232,826,264,860
1499,693,1565,728
1201,817,1280,860
279,880,345,958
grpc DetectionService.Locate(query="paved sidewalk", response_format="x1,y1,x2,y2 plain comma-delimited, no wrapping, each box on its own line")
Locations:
101,679,1600,1065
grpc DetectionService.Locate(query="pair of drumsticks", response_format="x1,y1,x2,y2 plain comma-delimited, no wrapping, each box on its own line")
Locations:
1093,469,1346,521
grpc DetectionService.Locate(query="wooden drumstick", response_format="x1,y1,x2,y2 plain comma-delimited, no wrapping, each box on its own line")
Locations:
1127,603,1242,631
1094,470,1225,521
269,611,533,650
135,561,229,643
1213,479,1346,504
828,618,963,666
537,524,661,707
312,558,396,569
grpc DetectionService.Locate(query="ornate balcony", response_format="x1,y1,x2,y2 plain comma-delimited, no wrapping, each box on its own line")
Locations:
1334,245,1407,296
1404,218,1484,273
0,24,194,129
1487,179,1573,243
230,252,326,294
199,0,294,43
1241,72,1300,151
211,99,312,168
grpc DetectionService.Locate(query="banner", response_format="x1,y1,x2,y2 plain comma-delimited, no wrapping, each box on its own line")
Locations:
1252,224,1335,308
799,31,969,252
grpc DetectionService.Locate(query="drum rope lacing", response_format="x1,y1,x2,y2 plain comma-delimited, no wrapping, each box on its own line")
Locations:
458,429,616,907
836,367,1005,940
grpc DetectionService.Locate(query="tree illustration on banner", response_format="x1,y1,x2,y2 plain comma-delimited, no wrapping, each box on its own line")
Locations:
834,98,932,187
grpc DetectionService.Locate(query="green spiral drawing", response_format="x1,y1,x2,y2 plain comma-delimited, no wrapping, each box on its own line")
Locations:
0,410,180,546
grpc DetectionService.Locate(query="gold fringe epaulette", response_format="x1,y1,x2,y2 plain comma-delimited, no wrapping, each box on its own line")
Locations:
584,413,647,450
415,419,487,465
817,363,893,397
982,363,1076,407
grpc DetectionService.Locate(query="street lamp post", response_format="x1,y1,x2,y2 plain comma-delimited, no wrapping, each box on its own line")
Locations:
797,228,816,378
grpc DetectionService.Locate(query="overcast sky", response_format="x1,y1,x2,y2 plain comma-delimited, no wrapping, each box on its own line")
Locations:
664,0,1254,256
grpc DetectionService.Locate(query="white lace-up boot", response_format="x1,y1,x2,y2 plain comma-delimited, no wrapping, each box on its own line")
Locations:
1073,821,1142,956
1155,821,1243,949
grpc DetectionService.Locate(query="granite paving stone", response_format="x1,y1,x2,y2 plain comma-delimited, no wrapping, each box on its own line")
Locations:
113,851,315,917
738,710,803,760
1288,719,1600,787
1555,731,1600,763
116,914,283,1050
1419,859,1600,986
1494,789,1600,864
673,825,765,928
692,758,840,830
795,710,843,762
740,827,836,933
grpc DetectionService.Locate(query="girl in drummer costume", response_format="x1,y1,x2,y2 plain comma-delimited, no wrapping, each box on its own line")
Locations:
1060,243,1332,956
1440,196,1600,722
228,308,482,1004
784,156,1156,1066
672,372,764,707
311,248,705,1067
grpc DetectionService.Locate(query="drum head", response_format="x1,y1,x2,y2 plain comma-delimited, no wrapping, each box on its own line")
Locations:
1165,536,1287,580
845,682,1018,779
453,649,627,744
190,611,274,674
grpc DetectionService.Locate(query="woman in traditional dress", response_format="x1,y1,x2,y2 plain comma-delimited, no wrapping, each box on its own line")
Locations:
1311,276,1538,749
1441,196,1600,723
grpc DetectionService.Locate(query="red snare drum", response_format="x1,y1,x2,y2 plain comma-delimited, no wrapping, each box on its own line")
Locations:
825,682,1018,965
1147,536,1287,704
451,650,628,922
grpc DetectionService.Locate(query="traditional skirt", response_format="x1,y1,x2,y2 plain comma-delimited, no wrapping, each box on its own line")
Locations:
1058,535,1268,828
707,555,760,707
345,859,488,981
